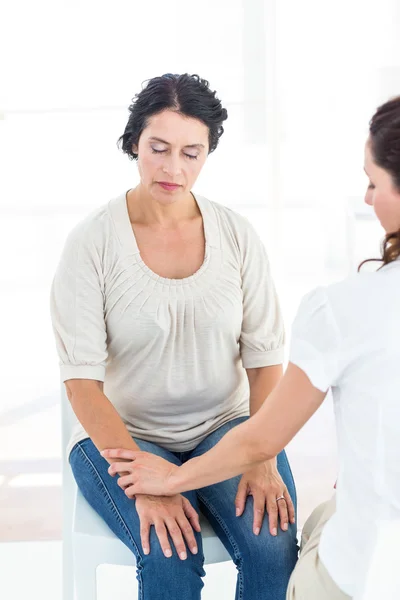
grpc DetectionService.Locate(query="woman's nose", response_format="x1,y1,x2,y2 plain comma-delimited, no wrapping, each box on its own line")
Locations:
163,155,182,177
364,188,373,206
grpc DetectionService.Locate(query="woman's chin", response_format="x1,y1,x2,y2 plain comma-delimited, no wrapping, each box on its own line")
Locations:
383,222,400,235
151,188,187,205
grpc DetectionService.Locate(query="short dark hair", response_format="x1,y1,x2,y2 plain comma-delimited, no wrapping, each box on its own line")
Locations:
117,73,228,160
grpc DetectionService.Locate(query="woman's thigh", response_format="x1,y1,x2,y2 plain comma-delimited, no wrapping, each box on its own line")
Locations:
189,418,299,599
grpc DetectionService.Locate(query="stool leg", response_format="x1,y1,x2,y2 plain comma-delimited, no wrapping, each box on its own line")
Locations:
62,538,75,600
74,556,98,600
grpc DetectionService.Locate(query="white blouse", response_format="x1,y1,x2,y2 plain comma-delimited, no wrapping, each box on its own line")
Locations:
50,192,285,456
290,259,400,598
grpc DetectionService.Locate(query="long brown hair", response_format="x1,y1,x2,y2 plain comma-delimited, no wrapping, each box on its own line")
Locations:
359,96,400,271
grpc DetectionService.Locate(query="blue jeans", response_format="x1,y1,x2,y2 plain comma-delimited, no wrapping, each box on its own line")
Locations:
70,417,298,600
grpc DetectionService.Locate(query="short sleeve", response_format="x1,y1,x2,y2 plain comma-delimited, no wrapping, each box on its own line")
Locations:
50,223,108,383
239,223,285,369
289,287,341,392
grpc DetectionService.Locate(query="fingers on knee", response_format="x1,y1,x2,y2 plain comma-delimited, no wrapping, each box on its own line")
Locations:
141,546,205,571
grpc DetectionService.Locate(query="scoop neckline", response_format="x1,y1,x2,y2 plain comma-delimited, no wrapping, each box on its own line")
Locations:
118,190,215,286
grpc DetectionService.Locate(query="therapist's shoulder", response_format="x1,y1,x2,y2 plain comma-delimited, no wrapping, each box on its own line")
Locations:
319,270,378,334
296,271,374,323
325,270,376,304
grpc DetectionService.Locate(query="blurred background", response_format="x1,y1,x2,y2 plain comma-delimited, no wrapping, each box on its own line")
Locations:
0,0,399,597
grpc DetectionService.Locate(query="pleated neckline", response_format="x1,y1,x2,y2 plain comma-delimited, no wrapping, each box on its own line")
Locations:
108,191,221,287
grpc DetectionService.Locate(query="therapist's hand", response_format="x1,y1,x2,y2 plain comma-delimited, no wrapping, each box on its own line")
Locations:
102,449,200,559
235,461,295,536
102,448,179,497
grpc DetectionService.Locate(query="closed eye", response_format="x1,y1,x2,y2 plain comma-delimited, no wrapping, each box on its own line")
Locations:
151,148,198,160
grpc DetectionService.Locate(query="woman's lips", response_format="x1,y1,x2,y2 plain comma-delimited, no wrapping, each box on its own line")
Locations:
158,182,181,191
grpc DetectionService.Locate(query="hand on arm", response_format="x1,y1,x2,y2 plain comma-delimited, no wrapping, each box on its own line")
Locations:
67,380,200,559
101,363,326,502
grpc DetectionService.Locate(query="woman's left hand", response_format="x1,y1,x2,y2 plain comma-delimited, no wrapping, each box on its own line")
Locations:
235,461,295,537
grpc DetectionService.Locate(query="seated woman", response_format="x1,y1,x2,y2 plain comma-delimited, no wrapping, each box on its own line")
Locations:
50,73,299,600
104,95,400,599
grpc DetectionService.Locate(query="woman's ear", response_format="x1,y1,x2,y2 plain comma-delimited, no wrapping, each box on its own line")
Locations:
132,144,138,155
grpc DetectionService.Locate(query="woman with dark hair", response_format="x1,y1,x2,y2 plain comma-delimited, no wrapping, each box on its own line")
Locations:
51,73,298,600
104,96,400,599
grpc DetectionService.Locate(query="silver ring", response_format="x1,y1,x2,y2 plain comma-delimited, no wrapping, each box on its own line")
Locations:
276,495,285,502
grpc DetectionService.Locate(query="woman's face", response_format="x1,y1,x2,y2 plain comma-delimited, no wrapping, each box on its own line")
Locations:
133,109,209,205
364,140,400,233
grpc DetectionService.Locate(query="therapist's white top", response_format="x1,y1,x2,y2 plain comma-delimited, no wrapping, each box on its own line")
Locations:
51,192,285,457
290,258,400,598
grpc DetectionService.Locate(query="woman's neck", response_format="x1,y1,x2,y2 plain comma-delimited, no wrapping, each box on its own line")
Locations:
127,185,200,227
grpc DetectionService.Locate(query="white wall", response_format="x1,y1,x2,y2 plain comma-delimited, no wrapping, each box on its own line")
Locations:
0,0,398,542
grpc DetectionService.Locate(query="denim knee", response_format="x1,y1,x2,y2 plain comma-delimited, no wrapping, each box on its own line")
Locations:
235,525,298,574
135,541,205,599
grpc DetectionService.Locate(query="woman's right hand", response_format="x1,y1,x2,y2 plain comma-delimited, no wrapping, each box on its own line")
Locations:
134,494,201,560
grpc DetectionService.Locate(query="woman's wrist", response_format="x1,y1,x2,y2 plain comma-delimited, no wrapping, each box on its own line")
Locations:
264,457,278,470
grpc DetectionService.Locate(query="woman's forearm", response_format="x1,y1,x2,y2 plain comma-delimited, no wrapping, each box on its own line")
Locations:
66,379,140,463
247,364,283,415
247,364,284,469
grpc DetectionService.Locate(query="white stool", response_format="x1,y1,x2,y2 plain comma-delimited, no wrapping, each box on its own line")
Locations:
61,387,231,600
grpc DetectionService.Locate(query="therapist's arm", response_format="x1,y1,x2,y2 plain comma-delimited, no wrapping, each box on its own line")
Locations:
169,363,326,493
104,363,327,497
